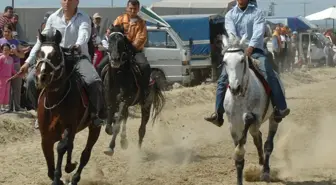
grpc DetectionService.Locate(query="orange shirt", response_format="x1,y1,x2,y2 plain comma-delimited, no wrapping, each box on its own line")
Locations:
113,13,147,51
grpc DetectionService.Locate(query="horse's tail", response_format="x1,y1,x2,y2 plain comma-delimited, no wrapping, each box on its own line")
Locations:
150,77,166,124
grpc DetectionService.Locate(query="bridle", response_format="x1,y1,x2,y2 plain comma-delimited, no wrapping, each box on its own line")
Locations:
36,42,65,86
223,48,250,97
107,32,128,67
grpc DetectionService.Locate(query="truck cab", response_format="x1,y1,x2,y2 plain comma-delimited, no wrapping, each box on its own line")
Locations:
139,6,192,87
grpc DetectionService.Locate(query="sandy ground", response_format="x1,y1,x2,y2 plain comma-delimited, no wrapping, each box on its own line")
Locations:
1,67,336,185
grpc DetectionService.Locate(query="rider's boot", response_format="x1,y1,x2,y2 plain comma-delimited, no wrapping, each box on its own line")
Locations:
204,71,227,127
89,82,107,127
268,74,290,120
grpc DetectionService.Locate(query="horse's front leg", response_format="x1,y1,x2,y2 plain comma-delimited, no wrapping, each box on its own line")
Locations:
104,100,126,156
41,137,56,181
64,127,78,174
249,124,264,165
120,107,129,150
261,117,279,182
52,128,70,185
104,72,117,135
232,113,256,185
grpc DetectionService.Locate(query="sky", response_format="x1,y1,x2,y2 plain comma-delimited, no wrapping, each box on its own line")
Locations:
0,0,335,26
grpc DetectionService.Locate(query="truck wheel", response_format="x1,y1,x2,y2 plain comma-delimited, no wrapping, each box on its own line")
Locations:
151,70,168,90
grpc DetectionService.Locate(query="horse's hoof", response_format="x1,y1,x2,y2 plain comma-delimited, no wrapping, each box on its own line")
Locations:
51,180,65,185
65,162,78,173
120,139,128,150
105,124,113,135
260,172,271,182
259,157,264,166
103,148,114,156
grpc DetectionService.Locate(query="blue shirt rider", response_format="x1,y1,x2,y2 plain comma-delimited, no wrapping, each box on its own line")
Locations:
204,0,290,127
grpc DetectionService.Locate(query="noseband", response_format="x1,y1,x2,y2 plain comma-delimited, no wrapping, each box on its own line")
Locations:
36,43,65,85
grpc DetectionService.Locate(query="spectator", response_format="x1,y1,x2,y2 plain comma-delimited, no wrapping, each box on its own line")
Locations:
101,26,112,50
10,13,19,39
40,11,53,30
0,43,16,112
92,12,102,36
0,6,14,37
0,24,25,112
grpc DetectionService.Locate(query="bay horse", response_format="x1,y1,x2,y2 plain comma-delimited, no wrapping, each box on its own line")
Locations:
221,34,286,185
35,29,101,185
101,25,165,156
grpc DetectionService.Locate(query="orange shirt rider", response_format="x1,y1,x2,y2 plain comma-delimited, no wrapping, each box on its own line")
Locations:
113,13,147,52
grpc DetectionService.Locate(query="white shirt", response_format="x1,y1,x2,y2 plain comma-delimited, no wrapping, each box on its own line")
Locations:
101,35,109,50
26,8,91,65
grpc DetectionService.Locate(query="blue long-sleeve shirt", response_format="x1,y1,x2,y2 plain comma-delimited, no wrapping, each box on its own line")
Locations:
225,4,265,51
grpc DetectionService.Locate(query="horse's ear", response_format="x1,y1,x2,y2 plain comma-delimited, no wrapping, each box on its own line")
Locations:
222,33,229,48
54,30,62,45
38,29,46,43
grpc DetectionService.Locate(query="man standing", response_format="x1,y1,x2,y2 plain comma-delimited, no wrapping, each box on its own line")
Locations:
20,0,107,127
92,12,102,36
0,6,14,37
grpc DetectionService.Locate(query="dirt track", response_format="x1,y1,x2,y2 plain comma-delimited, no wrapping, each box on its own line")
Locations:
1,68,336,185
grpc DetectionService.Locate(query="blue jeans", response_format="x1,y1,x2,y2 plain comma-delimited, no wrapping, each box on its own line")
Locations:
215,50,287,118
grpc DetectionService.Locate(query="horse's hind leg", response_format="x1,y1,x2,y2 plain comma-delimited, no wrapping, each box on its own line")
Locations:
261,118,279,182
249,125,264,165
138,103,151,148
71,125,101,185
120,108,129,150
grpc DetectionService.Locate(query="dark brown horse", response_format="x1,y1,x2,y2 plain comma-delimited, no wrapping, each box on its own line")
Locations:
102,25,165,156
35,29,101,185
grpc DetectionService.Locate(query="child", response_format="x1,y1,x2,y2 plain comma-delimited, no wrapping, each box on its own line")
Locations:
0,43,16,112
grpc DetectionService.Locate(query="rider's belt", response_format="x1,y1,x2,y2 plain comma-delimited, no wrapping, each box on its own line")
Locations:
253,48,264,55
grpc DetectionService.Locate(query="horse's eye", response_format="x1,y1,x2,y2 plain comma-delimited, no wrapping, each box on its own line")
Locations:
240,59,245,63
38,51,45,59
222,60,227,65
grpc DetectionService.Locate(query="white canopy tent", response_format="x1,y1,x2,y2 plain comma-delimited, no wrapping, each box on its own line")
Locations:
150,0,233,8
305,6,336,29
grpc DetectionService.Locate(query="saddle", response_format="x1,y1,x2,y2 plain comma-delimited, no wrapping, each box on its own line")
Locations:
76,80,89,108
101,60,155,88
247,57,271,96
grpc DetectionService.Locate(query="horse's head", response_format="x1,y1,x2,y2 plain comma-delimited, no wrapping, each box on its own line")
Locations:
221,33,249,96
36,28,64,89
107,24,135,68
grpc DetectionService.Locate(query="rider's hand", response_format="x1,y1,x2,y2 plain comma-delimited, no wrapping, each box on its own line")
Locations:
19,62,29,74
70,44,81,53
245,46,254,57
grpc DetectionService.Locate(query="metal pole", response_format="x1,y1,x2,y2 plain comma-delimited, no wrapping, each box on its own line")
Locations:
111,0,113,7
12,0,14,8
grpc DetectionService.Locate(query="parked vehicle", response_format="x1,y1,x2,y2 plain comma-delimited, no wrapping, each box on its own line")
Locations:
160,14,225,84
